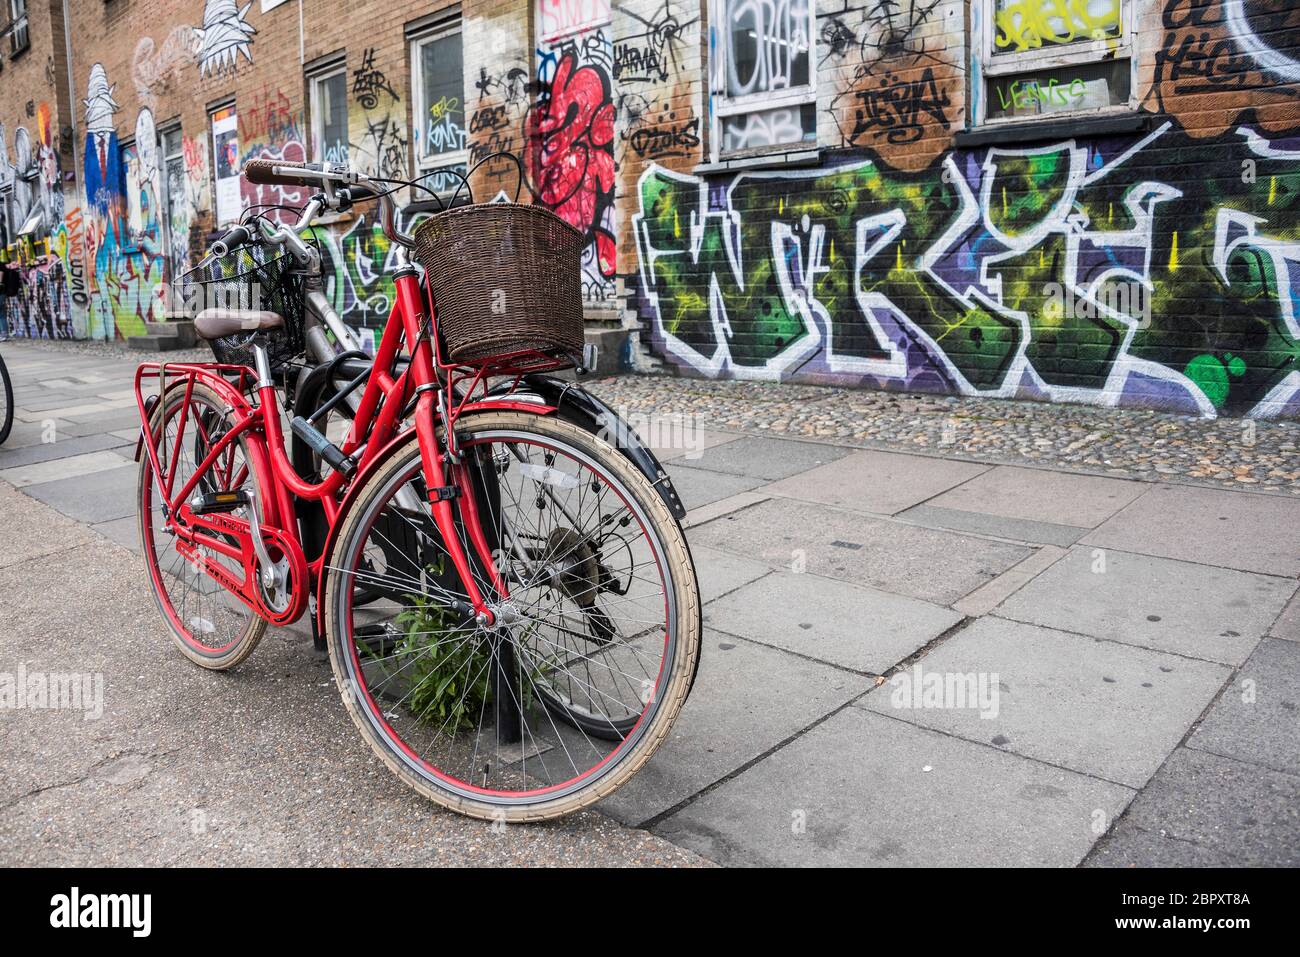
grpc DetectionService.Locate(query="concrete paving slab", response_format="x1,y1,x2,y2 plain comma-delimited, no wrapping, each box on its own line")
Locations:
92,515,142,553
0,432,132,468
689,498,1032,604
1187,638,1300,776
704,571,961,673
683,491,769,530
0,493,706,868
0,449,136,488
598,632,873,827
22,463,139,524
951,545,1069,618
663,463,764,510
924,465,1147,528
1082,484,1300,577
677,435,850,481
996,547,1294,665
1085,747,1300,867
690,544,772,604
14,398,136,422
60,410,144,436
0,419,70,450
859,616,1231,787
900,504,1087,546
1270,590,1300,642
759,449,988,516
634,415,742,462
0,482,99,570
657,708,1134,866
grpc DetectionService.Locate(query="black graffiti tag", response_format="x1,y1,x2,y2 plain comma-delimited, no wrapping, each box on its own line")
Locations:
612,5,696,84
625,116,701,159
849,67,951,145
352,48,399,109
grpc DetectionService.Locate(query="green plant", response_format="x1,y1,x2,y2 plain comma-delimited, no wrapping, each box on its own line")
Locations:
393,589,493,734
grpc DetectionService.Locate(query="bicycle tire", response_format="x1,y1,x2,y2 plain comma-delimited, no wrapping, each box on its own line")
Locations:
322,410,701,821
0,353,13,446
138,381,267,670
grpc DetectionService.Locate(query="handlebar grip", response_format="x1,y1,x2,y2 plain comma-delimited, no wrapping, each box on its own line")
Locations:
341,183,380,202
210,223,254,258
243,158,323,187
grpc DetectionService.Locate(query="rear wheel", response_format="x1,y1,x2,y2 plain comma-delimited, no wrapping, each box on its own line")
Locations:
0,353,13,445
323,411,700,821
138,382,266,669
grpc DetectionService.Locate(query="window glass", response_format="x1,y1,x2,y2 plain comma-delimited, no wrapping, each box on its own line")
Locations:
992,0,1122,56
417,32,466,167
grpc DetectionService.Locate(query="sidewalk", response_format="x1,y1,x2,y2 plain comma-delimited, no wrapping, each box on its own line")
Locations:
2,338,1297,866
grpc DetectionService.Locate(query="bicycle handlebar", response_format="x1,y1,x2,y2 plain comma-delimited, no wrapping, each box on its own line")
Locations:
243,159,343,189
240,159,414,250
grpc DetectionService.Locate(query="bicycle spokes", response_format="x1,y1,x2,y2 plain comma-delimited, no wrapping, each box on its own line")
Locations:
333,426,676,800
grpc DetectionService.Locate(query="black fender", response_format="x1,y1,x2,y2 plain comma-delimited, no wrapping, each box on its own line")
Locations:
501,375,702,698
505,374,688,521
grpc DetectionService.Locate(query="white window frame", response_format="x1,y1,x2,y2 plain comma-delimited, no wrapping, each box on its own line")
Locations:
974,0,1137,126
8,0,29,57
158,122,184,280
308,62,350,166
409,20,467,176
708,0,817,159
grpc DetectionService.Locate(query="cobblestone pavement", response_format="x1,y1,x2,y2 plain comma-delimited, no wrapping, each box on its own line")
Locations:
586,374,1300,494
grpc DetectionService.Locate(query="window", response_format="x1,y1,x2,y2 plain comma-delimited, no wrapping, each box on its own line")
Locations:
8,0,29,56
410,21,466,190
210,103,241,225
709,0,816,157
977,0,1134,124
161,125,187,279
309,64,350,166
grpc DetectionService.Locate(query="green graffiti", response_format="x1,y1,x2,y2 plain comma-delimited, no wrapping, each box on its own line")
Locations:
634,127,1300,417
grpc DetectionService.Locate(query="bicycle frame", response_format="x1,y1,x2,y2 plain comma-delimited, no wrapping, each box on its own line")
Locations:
135,265,556,630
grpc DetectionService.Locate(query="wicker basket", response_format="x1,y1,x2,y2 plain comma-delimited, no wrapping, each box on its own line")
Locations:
413,203,585,367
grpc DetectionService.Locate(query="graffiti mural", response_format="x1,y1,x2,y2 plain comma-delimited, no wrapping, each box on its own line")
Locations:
633,124,1300,419
1145,0,1300,137
822,0,962,170
535,0,617,304
195,0,257,78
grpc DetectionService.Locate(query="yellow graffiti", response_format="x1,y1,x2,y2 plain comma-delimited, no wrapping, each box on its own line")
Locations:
994,0,1121,53
428,96,461,121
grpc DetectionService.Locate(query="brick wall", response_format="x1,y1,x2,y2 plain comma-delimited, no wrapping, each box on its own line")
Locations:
627,0,1300,419
6,0,1300,417
1,0,78,338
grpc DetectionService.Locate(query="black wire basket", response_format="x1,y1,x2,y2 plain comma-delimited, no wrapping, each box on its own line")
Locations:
176,244,307,372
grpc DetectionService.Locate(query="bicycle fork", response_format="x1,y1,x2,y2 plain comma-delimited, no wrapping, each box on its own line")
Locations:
396,271,524,744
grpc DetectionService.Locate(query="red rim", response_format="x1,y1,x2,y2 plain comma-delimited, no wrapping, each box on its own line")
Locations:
140,398,248,658
340,432,674,802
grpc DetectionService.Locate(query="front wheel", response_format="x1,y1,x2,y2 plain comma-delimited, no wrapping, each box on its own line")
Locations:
323,411,701,821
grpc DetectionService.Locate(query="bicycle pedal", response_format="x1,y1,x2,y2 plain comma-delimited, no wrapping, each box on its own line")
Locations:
190,490,252,514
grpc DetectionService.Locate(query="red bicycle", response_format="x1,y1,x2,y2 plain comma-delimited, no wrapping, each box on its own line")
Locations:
134,159,700,821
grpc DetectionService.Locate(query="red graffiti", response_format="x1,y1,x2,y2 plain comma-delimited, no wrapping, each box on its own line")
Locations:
535,52,616,278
